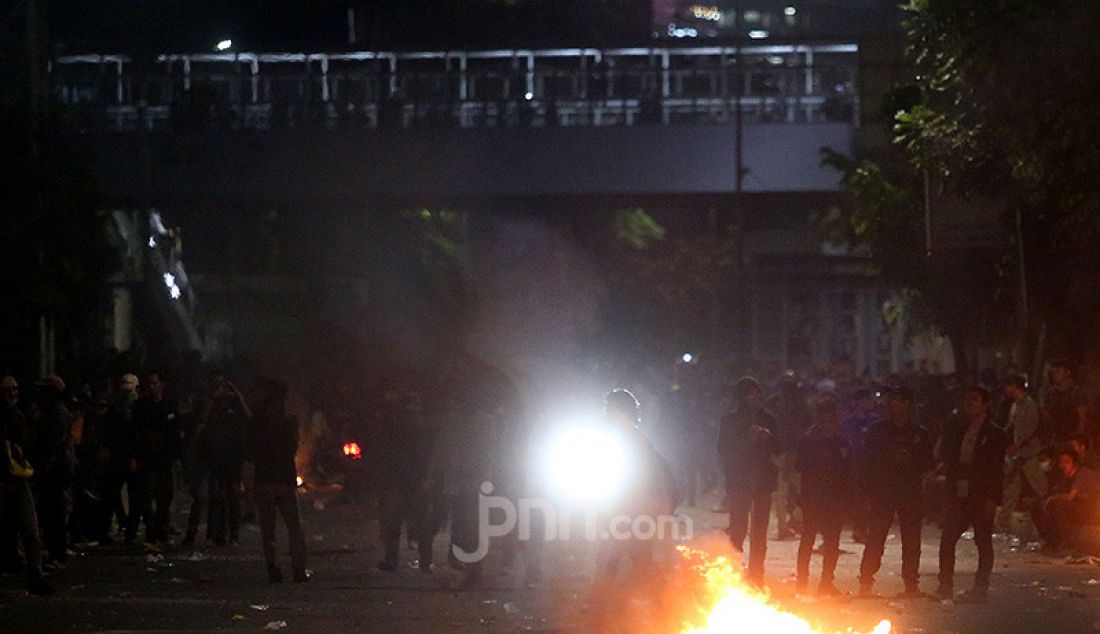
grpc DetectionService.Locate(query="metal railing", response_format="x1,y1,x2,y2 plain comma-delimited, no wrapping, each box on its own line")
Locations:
50,44,859,131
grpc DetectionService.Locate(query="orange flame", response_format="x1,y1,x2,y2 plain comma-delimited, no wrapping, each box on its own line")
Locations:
342,442,363,459
675,545,891,634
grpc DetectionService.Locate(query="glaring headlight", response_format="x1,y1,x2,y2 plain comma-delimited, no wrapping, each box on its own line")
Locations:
543,424,629,505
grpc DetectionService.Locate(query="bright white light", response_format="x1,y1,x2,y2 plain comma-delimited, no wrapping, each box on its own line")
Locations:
216,39,233,52
544,424,629,505
667,23,699,38
148,236,157,248
524,91,534,101
163,272,181,301
784,6,797,16
681,353,694,364
748,29,769,39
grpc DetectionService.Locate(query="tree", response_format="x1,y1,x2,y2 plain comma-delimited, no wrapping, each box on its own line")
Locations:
825,0,1100,370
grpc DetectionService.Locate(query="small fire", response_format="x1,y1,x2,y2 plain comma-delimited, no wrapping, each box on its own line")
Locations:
342,441,363,460
676,546,891,634
296,475,304,488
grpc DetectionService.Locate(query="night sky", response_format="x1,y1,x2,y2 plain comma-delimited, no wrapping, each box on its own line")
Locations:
43,0,900,55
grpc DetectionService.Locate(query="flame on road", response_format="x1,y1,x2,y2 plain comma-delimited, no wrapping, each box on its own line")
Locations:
675,545,891,634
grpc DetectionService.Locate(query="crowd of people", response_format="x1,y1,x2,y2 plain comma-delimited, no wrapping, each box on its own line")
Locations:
2,351,1099,606
709,357,1100,601
0,369,306,596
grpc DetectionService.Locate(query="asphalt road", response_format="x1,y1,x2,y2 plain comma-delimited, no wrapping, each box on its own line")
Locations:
2,491,1099,633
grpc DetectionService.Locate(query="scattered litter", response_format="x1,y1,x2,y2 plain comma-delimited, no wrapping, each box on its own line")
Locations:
145,554,165,564
231,614,246,621
503,602,520,615
1083,579,1100,586
146,567,158,572
262,621,288,630
167,577,188,584
961,531,975,540
1026,542,1042,552
70,584,86,590
250,604,270,611
481,599,499,606
311,534,325,542
186,551,206,562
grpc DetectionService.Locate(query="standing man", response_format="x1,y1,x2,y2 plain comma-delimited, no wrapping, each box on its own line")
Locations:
375,378,432,573
935,387,1008,601
128,371,180,547
795,392,853,596
771,375,812,540
858,385,934,598
204,373,249,547
0,376,54,595
718,376,780,587
844,388,881,543
998,374,1047,532
1041,359,1088,443
29,375,75,567
249,379,307,583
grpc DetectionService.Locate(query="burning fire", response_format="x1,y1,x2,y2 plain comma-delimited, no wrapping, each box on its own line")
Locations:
343,441,363,460
676,546,891,634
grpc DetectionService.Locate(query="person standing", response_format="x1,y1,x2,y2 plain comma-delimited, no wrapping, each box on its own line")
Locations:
248,379,307,583
127,371,180,547
374,378,433,573
795,393,853,596
1041,359,1088,443
718,376,780,587
0,376,54,595
29,375,75,566
843,387,881,543
771,375,812,540
935,387,1008,601
203,373,250,547
998,374,1047,532
858,385,934,598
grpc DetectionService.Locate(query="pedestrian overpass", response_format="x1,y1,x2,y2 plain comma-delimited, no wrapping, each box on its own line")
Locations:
50,43,858,205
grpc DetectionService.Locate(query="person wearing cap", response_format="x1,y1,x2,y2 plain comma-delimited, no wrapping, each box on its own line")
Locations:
29,374,76,567
858,384,934,598
1040,359,1088,443
718,376,780,587
0,376,54,595
935,386,1008,602
794,393,853,596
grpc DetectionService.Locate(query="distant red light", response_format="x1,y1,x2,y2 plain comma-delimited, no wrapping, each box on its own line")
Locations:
343,441,363,459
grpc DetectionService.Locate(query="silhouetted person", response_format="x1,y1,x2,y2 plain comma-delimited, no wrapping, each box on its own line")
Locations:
935,387,1008,601
718,376,780,586
858,385,933,598
30,375,75,566
375,379,432,572
249,379,307,583
203,373,249,547
0,376,53,595
1041,359,1087,442
795,393,853,596
127,371,180,547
